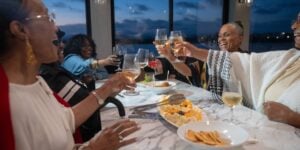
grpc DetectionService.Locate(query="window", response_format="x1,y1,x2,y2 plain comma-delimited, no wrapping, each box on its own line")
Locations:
114,0,169,54
44,0,88,40
173,0,223,49
113,0,224,54
249,0,300,52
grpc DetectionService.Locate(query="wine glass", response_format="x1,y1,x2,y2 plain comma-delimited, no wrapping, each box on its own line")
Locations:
222,80,243,124
135,48,149,68
148,52,157,85
169,31,185,62
113,44,127,72
154,28,168,46
122,54,141,96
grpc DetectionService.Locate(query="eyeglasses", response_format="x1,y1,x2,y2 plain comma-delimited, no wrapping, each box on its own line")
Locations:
24,13,56,23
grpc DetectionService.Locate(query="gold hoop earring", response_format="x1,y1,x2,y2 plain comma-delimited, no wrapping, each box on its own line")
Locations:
25,38,37,64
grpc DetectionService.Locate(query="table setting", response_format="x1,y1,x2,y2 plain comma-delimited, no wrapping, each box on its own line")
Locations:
96,79,300,150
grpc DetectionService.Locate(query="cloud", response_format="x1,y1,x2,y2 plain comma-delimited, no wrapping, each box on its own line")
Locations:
204,0,222,6
52,2,67,9
65,0,84,2
253,6,280,15
51,2,83,13
128,4,151,15
115,18,221,42
175,1,204,10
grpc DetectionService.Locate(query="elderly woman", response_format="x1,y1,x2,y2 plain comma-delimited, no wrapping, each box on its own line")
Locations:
154,21,246,88
0,0,140,149
175,19,300,128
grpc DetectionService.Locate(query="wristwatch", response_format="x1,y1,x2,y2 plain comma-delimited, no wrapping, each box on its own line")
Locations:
91,91,104,105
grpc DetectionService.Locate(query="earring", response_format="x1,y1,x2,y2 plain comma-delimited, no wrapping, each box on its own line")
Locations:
25,38,37,64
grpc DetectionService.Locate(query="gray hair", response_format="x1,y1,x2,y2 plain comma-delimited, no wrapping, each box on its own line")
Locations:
225,21,244,36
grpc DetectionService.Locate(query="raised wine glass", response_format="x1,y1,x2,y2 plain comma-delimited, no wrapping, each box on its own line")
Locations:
222,80,243,124
169,31,185,62
154,28,168,46
122,54,141,96
113,44,127,72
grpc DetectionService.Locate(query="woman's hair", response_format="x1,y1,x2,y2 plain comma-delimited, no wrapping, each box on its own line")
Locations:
63,34,96,57
64,34,98,58
0,0,28,57
227,21,244,36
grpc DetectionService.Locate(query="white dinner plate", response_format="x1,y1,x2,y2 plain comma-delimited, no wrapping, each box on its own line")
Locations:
177,121,249,150
159,105,208,127
139,81,176,94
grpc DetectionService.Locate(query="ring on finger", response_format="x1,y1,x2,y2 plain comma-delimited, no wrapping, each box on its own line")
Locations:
118,134,124,141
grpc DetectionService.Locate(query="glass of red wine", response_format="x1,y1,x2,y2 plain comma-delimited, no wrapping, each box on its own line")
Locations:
113,44,126,72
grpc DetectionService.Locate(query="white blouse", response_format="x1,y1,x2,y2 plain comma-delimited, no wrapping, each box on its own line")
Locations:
9,76,76,150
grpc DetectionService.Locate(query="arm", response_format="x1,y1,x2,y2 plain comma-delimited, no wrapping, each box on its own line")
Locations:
264,101,300,128
91,55,120,69
71,73,134,128
155,44,193,76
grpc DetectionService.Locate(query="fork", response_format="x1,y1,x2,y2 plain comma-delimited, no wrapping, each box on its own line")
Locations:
130,93,185,112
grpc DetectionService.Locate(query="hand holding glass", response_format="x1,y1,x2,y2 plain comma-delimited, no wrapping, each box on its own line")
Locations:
113,44,126,72
154,28,168,46
169,31,185,62
122,54,140,96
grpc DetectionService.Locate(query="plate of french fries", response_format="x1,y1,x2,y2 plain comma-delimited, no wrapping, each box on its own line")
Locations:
158,97,207,127
177,121,249,149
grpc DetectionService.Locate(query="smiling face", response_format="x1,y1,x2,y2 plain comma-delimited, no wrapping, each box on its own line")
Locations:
218,24,243,52
80,39,93,59
22,0,58,63
291,21,300,49
294,28,300,49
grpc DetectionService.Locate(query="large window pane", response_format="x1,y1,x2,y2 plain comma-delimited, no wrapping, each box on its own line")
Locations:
173,0,223,49
114,0,169,54
44,0,87,38
249,0,300,52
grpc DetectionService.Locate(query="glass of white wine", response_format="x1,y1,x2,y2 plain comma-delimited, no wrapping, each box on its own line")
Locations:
135,48,149,68
122,54,141,96
154,28,168,46
222,80,243,124
169,31,185,62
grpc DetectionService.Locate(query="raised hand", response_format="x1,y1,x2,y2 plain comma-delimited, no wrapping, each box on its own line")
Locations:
155,42,174,60
88,119,140,150
97,72,136,97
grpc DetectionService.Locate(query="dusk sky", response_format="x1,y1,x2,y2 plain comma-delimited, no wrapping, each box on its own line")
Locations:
43,0,300,38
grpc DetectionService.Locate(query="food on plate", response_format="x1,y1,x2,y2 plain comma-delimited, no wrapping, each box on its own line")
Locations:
154,81,170,87
159,98,203,126
185,130,230,146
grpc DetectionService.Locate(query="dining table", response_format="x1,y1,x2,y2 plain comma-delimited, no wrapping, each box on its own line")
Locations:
96,79,300,150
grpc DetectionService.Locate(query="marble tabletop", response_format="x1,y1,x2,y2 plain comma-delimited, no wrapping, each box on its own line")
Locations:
97,80,300,150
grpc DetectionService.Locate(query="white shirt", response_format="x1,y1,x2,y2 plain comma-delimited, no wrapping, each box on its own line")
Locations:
9,76,76,150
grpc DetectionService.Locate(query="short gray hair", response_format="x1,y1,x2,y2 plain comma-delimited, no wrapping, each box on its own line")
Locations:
226,21,244,36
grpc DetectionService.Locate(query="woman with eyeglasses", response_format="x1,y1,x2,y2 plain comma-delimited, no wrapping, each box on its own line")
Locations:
0,0,139,150
62,34,119,91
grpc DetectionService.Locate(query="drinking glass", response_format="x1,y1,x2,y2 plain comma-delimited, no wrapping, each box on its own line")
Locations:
122,54,141,96
169,31,185,62
148,52,157,85
222,80,243,124
154,28,168,46
113,44,127,72
135,48,149,68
